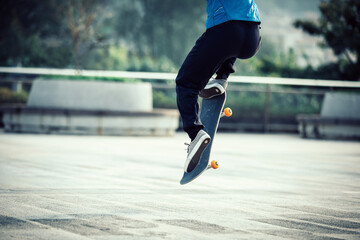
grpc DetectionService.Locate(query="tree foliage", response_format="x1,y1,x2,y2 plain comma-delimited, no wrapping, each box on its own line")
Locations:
0,0,206,70
294,0,360,80
0,0,110,68
0,0,65,67
110,0,206,66
2,0,357,81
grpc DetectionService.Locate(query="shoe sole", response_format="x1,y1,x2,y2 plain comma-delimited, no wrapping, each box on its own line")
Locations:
186,137,211,173
199,85,225,99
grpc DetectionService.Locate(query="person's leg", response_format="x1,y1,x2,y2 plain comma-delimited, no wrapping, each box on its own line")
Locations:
234,21,262,60
176,25,236,140
200,21,261,99
176,22,241,173
215,57,236,80
176,21,261,173
176,85,202,141
199,57,236,99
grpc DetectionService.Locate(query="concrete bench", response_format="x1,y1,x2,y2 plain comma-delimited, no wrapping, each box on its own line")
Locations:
2,80,179,136
297,92,360,139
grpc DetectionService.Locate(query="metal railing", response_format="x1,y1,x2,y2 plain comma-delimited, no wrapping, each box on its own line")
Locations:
1,67,360,132
1,66,360,88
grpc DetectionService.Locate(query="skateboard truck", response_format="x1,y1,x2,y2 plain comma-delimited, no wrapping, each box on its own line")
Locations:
206,160,219,170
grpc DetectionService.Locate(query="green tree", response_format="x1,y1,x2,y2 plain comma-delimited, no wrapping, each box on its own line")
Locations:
61,0,103,69
0,0,70,67
111,0,206,67
294,0,360,80
0,0,110,69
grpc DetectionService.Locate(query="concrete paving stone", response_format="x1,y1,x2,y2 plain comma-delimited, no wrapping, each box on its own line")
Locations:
0,228,92,240
252,218,359,235
156,219,246,234
278,205,360,219
280,214,360,229
32,217,134,236
0,199,62,219
257,229,345,240
0,132,359,239
0,215,43,230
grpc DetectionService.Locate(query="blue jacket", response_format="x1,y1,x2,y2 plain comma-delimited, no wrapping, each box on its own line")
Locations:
206,0,261,29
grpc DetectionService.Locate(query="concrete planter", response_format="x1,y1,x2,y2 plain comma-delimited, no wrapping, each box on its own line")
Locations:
297,93,360,140
2,80,179,136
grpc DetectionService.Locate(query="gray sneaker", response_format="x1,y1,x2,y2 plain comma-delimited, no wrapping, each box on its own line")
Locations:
184,130,211,173
199,79,228,99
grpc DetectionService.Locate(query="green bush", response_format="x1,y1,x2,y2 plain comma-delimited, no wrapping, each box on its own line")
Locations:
152,85,323,124
85,45,177,73
0,88,28,104
269,93,322,119
227,91,267,121
153,89,177,109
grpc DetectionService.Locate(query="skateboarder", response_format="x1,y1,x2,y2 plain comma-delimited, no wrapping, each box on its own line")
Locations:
176,0,261,173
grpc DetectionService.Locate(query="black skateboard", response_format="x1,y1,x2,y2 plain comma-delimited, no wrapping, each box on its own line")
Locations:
180,93,232,185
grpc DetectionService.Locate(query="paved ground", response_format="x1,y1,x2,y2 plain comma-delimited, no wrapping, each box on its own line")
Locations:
0,132,359,240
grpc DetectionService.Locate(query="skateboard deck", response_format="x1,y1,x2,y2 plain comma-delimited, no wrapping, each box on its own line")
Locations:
180,93,230,185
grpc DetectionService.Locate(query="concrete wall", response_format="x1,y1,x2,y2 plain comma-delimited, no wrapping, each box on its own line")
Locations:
3,80,179,136
27,80,153,112
3,108,179,136
297,93,360,140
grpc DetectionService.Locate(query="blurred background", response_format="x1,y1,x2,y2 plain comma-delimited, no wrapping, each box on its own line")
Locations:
0,0,359,136
1,2,360,239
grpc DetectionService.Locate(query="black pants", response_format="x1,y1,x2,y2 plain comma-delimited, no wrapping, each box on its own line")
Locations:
176,20,261,140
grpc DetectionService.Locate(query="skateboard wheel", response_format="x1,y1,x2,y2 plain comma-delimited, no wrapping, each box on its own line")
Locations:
210,160,219,169
224,108,232,117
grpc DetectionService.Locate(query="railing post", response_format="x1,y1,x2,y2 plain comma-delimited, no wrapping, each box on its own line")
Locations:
264,84,271,132
12,80,23,93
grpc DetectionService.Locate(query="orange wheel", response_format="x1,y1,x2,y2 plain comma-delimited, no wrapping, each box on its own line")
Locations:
224,107,232,117
210,160,219,169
